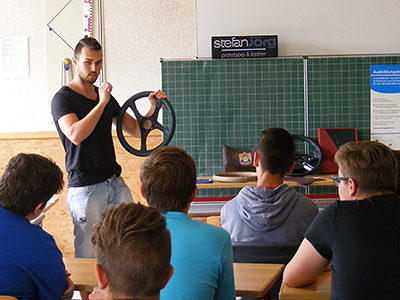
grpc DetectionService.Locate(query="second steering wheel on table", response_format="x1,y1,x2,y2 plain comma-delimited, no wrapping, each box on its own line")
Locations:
290,135,323,177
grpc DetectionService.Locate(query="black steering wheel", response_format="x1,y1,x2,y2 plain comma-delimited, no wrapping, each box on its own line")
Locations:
116,91,176,157
290,135,322,177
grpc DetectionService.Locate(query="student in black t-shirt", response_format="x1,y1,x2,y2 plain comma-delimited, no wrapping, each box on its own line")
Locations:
283,141,400,299
51,38,167,262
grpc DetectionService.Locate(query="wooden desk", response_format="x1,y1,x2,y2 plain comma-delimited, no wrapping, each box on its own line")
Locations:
64,258,95,292
64,258,284,297
279,271,331,300
234,263,284,298
196,174,335,189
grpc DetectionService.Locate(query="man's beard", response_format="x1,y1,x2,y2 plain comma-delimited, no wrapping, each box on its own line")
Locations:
79,71,98,84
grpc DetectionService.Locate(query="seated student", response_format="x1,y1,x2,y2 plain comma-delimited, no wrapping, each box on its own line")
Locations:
140,146,236,300
88,202,173,300
221,128,318,243
0,153,73,299
283,141,400,299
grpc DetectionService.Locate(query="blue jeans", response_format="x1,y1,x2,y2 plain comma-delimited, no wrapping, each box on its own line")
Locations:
67,175,133,258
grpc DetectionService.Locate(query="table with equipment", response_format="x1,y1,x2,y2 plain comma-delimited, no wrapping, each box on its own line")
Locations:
189,174,337,217
196,173,335,189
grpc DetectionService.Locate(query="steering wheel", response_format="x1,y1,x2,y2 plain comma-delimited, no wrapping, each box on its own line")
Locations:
290,135,322,177
116,91,176,157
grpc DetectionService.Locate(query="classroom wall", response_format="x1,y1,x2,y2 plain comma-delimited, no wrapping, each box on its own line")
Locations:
0,0,196,133
196,0,400,57
103,1,196,103
0,0,49,132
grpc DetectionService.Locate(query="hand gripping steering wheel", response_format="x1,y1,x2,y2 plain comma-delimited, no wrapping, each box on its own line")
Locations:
290,135,323,177
116,91,176,157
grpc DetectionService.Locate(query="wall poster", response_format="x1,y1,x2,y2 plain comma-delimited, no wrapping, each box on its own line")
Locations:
370,65,400,149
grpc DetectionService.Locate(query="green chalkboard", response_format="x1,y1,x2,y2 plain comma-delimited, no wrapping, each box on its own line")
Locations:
308,56,400,142
161,55,400,196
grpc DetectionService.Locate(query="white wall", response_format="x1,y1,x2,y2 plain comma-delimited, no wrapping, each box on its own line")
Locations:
196,0,400,57
0,0,49,132
46,0,83,122
0,0,196,132
103,0,196,102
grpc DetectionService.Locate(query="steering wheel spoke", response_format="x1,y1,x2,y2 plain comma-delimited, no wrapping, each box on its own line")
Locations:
150,101,163,121
116,91,176,157
128,101,144,122
153,120,167,132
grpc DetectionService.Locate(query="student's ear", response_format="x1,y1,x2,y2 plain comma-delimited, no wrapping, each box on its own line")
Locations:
253,152,260,168
161,265,174,289
190,186,198,202
287,161,296,175
348,178,358,197
140,185,146,200
95,264,109,289
30,202,45,220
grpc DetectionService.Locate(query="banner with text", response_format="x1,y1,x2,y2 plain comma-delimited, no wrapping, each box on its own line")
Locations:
370,65,400,149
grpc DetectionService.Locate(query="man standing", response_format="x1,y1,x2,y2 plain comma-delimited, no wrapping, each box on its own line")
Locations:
283,141,400,299
51,37,166,259
0,153,73,299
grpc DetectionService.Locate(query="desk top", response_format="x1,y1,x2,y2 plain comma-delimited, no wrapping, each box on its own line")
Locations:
64,258,96,292
279,271,331,300
197,174,335,189
234,263,284,297
64,258,284,297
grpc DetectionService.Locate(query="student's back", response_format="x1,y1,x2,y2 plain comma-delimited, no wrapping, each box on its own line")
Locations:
162,212,234,299
221,184,317,243
0,206,66,299
284,141,400,299
306,195,400,299
221,128,318,244
0,153,67,299
140,146,236,300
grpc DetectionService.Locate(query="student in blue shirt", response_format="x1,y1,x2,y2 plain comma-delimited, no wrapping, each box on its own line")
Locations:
0,153,73,300
140,146,236,300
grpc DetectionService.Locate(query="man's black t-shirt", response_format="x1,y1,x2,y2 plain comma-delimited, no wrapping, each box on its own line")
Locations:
305,194,400,299
51,86,122,187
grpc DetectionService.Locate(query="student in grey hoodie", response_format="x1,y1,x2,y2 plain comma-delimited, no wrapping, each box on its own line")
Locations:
221,128,318,243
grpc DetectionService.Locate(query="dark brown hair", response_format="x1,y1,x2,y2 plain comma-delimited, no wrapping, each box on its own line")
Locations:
91,202,171,297
140,146,197,213
0,153,64,216
257,128,296,176
74,37,102,58
335,141,397,193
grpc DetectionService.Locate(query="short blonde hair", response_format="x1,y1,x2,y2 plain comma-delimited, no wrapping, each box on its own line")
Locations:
91,203,171,297
335,141,397,194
